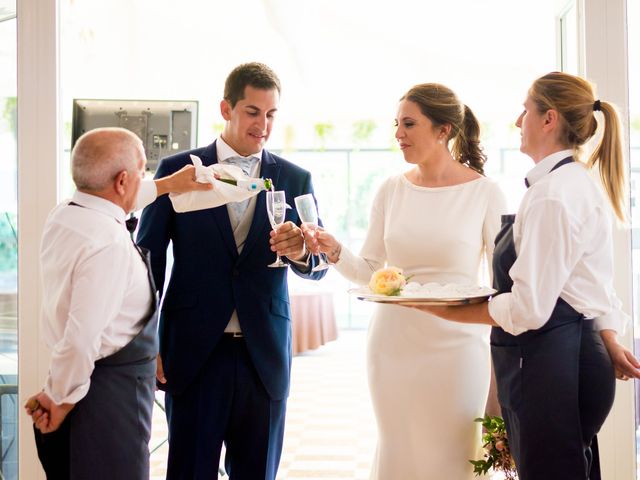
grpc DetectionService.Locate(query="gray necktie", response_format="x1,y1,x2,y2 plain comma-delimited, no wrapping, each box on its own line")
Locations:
222,156,256,227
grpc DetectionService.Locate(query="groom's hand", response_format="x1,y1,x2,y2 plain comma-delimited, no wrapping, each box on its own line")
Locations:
270,222,306,261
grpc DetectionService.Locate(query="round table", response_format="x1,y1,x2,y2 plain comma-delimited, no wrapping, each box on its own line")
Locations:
289,291,338,355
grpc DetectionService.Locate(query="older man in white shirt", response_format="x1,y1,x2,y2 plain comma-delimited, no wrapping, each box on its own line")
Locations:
24,127,209,479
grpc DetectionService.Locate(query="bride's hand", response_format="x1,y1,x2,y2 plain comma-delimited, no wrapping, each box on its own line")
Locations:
301,226,341,261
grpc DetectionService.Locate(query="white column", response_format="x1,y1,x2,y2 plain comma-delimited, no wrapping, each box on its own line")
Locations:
17,0,59,478
582,0,636,479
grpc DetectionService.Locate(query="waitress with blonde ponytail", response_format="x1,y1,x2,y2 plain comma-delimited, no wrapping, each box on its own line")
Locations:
302,83,507,479
409,71,640,480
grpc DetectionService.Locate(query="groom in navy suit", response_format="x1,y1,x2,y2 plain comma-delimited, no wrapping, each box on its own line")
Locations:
137,62,327,479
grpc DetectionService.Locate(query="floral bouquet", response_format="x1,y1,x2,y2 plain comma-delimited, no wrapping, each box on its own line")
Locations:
470,415,518,480
368,267,408,296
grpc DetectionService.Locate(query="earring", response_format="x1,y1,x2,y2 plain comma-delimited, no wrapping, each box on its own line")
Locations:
438,138,444,144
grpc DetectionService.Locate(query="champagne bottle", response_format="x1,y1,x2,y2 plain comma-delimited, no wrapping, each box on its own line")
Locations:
217,177,273,192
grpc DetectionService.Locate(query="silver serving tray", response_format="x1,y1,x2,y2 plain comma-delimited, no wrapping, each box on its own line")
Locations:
349,287,495,306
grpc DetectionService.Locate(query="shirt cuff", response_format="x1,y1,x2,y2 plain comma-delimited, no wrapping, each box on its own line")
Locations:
288,251,311,268
488,292,529,336
44,376,89,405
594,309,629,335
135,180,158,212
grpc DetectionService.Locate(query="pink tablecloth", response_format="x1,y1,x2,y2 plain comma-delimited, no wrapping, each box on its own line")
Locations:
290,291,338,355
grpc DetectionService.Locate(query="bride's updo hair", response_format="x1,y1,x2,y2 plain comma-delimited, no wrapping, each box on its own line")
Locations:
400,83,486,175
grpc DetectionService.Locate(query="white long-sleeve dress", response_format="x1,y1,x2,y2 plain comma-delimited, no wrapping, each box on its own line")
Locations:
335,174,507,480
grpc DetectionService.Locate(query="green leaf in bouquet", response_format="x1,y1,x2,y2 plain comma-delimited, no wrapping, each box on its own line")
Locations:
470,415,517,479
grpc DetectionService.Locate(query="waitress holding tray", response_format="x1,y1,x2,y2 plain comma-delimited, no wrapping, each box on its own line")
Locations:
409,71,640,480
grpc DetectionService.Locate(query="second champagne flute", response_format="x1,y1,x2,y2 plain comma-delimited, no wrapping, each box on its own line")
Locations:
294,193,330,272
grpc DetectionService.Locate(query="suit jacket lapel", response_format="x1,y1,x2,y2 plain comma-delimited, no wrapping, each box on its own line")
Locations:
240,151,281,261
200,141,238,258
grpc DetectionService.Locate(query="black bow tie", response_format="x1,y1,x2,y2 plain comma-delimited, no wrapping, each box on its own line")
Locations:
125,216,139,233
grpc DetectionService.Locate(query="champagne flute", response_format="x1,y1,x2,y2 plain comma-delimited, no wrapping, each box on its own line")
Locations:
266,190,288,268
294,193,330,272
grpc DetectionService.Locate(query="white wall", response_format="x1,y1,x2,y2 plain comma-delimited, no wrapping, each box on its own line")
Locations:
17,0,59,478
581,0,636,478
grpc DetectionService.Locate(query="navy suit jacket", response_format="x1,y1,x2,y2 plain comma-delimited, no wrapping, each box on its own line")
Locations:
137,141,327,400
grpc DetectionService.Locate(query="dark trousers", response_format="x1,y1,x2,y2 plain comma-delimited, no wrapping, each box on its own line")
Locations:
33,423,70,480
577,325,615,479
492,320,615,480
165,335,287,480
33,363,156,480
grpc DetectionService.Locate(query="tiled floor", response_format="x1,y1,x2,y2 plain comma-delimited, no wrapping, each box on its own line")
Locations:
149,330,377,480
277,330,376,480
149,331,506,480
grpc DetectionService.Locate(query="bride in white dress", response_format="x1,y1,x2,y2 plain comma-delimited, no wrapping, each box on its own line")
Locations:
303,84,507,479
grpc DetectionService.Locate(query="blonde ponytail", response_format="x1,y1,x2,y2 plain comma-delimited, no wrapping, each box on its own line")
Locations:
529,72,627,222
587,101,626,222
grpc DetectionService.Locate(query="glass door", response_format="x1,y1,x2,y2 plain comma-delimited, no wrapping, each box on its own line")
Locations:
0,2,18,478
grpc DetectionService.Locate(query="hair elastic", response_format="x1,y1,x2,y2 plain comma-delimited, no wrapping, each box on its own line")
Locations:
593,100,601,111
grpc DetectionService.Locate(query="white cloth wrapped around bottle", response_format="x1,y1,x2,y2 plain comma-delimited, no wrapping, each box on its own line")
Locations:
169,154,271,213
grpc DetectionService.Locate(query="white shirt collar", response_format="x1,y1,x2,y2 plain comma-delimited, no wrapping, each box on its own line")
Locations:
70,190,127,225
525,149,574,187
216,136,263,163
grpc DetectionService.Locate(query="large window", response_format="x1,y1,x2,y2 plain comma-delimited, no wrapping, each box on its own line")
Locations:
558,2,580,75
0,7,18,479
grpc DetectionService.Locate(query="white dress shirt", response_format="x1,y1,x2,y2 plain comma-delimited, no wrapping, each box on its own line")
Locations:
135,179,158,212
488,149,629,336
217,137,262,229
41,191,154,405
217,137,262,333
214,137,309,333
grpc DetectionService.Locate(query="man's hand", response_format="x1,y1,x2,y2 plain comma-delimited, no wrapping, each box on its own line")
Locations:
156,354,167,385
25,392,74,434
270,221,306,261
155,165,213,196
24,395,43,419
